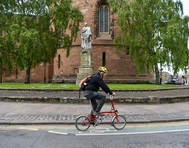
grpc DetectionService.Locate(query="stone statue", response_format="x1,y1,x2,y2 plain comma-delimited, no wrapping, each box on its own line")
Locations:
76,23,94,85
81,22,92,50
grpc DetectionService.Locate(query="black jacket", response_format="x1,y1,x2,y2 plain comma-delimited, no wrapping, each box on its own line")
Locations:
85,72,113,95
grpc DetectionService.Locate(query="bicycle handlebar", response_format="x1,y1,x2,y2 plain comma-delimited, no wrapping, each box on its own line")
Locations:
110,95,114,100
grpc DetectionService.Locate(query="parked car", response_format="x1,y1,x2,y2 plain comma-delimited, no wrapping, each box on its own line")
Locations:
161,81,167,84
166,79,182,85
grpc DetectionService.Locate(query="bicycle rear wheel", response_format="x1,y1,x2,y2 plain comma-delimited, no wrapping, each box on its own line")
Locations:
75,115,91,131
112,115,126,130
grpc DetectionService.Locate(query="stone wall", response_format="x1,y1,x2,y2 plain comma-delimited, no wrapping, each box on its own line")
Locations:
53,45,153,82
2,61,53,83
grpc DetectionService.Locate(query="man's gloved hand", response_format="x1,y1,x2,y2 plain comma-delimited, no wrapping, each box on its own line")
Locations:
110,93,115,100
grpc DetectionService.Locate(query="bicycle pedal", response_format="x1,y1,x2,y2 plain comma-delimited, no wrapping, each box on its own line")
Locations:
93,123,98,127
91,122,95,125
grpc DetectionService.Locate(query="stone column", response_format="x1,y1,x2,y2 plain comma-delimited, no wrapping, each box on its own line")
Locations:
76,50,94,85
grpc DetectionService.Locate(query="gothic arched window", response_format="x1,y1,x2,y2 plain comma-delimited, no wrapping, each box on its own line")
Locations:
99,5,109,33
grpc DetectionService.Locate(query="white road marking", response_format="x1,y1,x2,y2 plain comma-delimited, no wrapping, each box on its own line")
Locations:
19,128,39,131
76,129,189,136
48,131,68,135
88,128,117,133
27,129,39,131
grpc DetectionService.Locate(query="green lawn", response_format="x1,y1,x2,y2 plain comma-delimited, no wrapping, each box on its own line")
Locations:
0,83,177,90
0,83,78,89
107,84,177,89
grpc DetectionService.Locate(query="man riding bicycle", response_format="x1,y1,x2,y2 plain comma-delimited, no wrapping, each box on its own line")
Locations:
84,67,115,116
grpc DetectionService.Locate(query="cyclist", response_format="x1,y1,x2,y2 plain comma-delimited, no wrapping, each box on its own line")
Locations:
84,67,115,116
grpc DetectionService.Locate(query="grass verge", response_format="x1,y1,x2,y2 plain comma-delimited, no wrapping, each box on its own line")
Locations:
0,83,177,90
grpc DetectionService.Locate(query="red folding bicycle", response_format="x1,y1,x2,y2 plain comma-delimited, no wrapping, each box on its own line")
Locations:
75,95,126,131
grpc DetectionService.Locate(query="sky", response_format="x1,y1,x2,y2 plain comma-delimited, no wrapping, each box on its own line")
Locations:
163,0,189,75
181,0,189,16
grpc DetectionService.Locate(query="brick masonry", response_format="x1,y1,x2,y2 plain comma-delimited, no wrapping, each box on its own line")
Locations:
2,0,154,83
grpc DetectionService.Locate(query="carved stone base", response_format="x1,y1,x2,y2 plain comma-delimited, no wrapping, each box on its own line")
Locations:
76,50,94,85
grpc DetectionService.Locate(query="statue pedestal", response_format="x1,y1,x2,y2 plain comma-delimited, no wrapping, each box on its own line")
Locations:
76,50,94,85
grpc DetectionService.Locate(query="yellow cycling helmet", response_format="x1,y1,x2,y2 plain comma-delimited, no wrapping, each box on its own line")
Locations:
98,67,108,73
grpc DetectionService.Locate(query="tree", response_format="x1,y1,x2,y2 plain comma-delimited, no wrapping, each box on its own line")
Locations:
0,4,14,83
0,0,83,83
108,0,189,84
0,40,14,83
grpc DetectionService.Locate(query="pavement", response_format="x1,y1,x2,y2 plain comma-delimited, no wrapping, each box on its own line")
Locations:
0,86,189,125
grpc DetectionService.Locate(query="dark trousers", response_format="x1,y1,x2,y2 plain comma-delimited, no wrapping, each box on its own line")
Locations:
84,91,106,115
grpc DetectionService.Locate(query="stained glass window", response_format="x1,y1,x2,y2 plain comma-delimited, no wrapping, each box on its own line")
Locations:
99,5,109,33
100,7,104,32
104,7,109,32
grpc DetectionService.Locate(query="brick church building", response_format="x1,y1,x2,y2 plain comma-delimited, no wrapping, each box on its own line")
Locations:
2,0,154,83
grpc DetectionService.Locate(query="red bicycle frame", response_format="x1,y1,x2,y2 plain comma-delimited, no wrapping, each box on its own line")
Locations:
83,96,121,124
101,99,121,123
101,99,117,114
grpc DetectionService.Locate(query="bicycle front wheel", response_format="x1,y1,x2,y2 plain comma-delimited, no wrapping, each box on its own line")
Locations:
75,115,91,131
112,115,126,130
